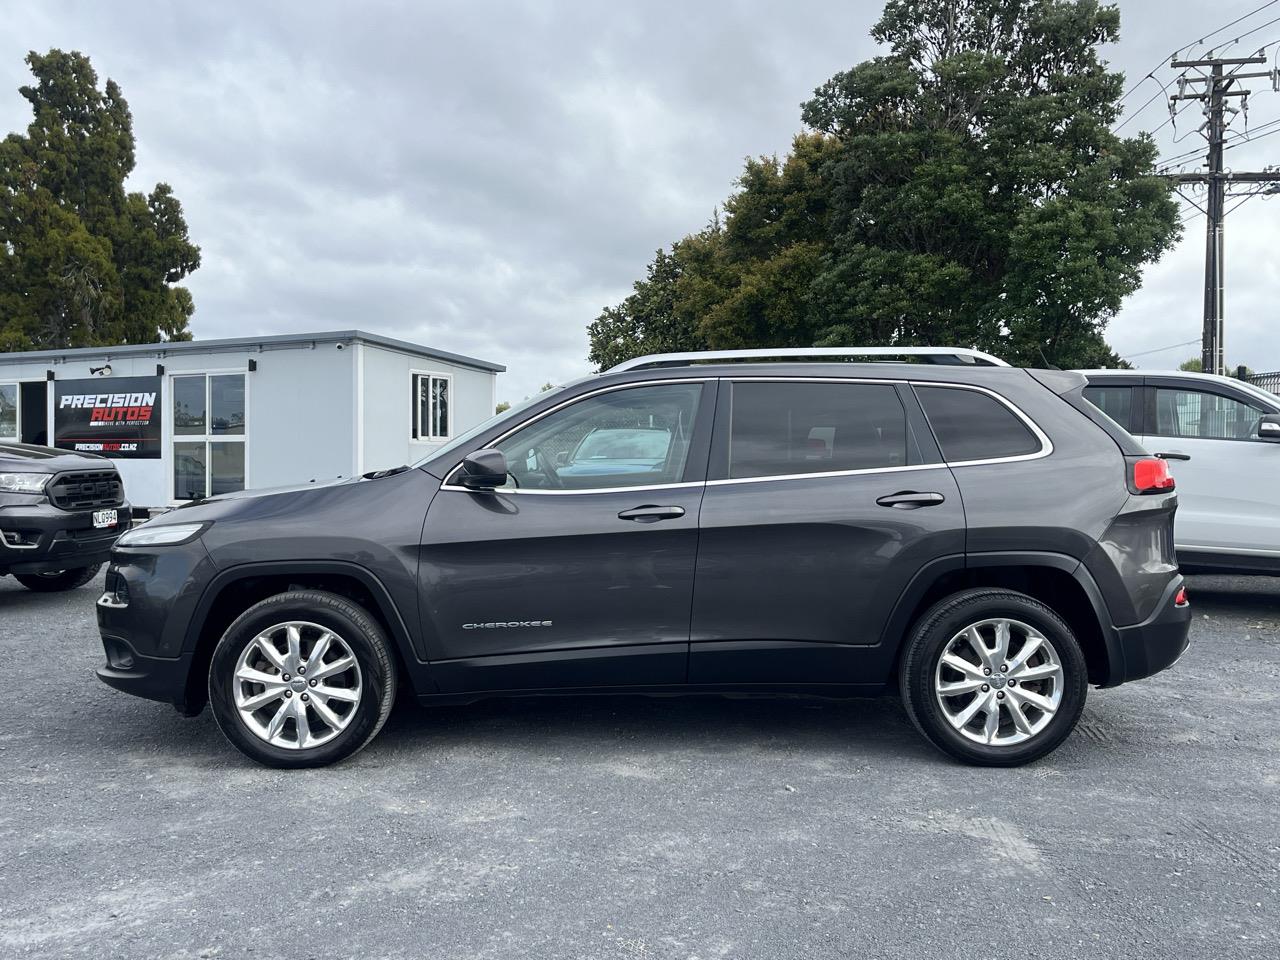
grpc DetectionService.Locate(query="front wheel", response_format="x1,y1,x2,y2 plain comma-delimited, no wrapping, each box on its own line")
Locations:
14,564,102,592
208,590,397,768
899,588,1088,766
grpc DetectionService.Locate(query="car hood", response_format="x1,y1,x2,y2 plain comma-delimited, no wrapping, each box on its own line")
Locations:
148,465,425,527
0,441,113,472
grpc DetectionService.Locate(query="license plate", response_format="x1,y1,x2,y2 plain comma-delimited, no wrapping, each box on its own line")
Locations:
93,509,118,529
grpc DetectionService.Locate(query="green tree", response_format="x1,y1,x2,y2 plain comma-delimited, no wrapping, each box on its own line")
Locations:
1178,358,1202,372
0,50,200,351
587,1,1179,370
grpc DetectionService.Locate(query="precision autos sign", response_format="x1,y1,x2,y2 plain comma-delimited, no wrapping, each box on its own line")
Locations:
54,376,162,459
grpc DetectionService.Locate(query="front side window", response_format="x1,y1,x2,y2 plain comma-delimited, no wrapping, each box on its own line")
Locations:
1154,388,1265,440
1083,385,1135,433
412,373,451,441
491,382,702,491
916,385,1042,462
728,381,907,479
171,374,247,500
0,383,17,440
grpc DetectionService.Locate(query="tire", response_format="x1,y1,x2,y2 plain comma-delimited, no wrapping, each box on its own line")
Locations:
14,564,102,592
208,590,397,769
899,588,1088,767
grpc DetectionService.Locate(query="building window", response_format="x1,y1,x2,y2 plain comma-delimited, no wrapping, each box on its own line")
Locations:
172,374,247,500
412,372,451,441
0,383,17,441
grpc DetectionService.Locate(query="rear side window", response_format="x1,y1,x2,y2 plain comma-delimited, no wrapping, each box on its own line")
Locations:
729,381,907,479
1083,385,1135,432
916,386,1042,462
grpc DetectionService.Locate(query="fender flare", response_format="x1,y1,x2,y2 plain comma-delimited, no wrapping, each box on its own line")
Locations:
185,559,421,663
880,551,1126,687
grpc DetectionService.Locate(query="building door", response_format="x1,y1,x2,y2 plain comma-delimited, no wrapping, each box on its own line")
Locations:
19,382,48,445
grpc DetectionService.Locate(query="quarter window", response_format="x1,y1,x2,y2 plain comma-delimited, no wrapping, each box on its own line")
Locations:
171,374,247,500
728,381,907,480
1083,385,1135,433
1153,388,1264,440
491,382,702,491
0,383,17,440
916,386,1041,462
412,372,451,441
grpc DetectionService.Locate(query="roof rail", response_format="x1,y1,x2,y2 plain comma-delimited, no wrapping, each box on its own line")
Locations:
607,346,1010,373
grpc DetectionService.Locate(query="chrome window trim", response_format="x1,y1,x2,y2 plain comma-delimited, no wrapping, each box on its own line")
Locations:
706,462,949,488
440,377,711,495
911,381,1054,466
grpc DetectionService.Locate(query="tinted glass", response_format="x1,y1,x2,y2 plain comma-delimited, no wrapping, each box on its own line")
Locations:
1154,388,1263,440
210,375,246,436
173,377,206,435
916,386,1041,462
174,441,207,500
1083,385,1134,432
495,382,702,491
0,383,16,438
210,442,246,495
729,381,906,479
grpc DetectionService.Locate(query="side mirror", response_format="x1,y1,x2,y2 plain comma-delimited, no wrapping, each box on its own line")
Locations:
1259,414,1280,442
458,449,508,490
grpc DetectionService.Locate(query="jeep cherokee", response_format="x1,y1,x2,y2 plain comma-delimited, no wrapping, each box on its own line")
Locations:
95,348,1192,768
1,441,131,592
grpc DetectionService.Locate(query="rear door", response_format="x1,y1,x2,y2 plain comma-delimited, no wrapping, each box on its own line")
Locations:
689,377,965,686
1137,377,1280,557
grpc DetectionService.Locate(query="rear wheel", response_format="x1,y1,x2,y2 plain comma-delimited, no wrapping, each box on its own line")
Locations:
208,590,396,768
899,588,1088,766
14,564,102,592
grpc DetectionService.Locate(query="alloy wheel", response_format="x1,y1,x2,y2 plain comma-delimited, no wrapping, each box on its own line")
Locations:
933,617,1064,747
232,621,363,750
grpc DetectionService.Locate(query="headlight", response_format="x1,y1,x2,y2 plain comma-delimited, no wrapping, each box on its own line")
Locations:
116,522,210,547
0,473,48,495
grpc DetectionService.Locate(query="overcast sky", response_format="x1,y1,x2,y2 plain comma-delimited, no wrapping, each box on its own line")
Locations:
2,1,1279,400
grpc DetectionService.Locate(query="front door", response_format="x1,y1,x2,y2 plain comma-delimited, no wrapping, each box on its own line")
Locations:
1140,381,1280,558
689,378,965,685
419,379,714,692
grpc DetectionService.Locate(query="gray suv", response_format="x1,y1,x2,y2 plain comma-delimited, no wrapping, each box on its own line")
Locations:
96,348,1192,768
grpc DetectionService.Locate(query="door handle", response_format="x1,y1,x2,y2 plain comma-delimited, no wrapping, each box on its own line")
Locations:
1154,452,1191,461
876,491,946,509
617,505,686,523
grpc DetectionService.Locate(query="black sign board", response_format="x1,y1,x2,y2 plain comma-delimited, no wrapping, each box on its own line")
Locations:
54,376,163,459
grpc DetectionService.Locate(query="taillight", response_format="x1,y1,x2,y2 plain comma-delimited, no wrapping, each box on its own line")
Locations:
1174,586,1189,607
1132,457,1175,493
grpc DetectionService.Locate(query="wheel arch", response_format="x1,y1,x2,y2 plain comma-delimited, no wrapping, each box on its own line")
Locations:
182,561,424,716
882,552,1125,687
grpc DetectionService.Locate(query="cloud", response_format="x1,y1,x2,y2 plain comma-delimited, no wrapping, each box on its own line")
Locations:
2,0,1277,399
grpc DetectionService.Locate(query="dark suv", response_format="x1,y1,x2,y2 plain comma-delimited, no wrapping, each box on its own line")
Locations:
1,441,131,592
96,348,1191,768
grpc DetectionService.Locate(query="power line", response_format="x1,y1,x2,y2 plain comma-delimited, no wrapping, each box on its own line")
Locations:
1124,339,1201,360
1161,51,1280,375
1119,0,1280,103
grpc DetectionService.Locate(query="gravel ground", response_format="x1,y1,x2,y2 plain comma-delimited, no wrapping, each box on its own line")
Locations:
0,570,1277,960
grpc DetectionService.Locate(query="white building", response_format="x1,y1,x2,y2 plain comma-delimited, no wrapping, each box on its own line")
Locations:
0,330,504,509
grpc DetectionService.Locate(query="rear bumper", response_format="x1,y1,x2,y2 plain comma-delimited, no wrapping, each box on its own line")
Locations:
1109,575,1192,685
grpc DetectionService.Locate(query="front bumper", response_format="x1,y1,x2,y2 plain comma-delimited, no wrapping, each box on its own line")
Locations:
1112,575,1192,684
0,499,131,574
95,633,195,711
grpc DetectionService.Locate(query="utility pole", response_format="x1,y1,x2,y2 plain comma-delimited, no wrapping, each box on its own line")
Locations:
1163,55,1279,375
